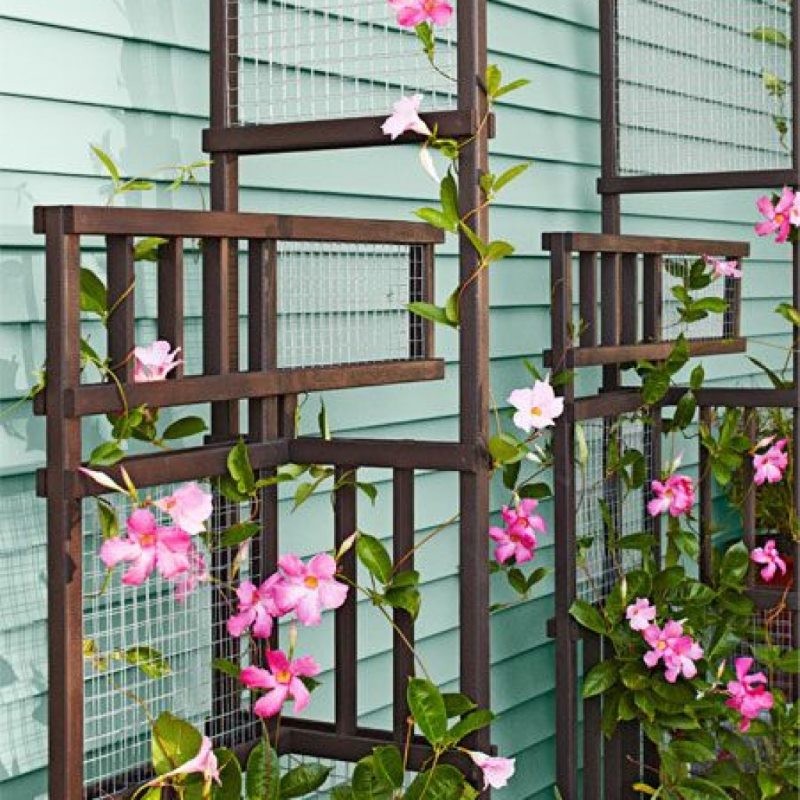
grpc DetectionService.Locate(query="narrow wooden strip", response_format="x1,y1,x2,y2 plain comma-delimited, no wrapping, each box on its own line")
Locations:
69,360,446,416
570,390,645,422
699,406,714,582
582,632,602,800
578,252,597,348
642,254,662,343
334,466,358,736
743,412,758,585
542,231,750,258
106,234,136,383
157,238,184,379
620,253,639,345
34,206,445,244
393,468,416,739
675,387,797,408
598,169,796,196
725,269,742,340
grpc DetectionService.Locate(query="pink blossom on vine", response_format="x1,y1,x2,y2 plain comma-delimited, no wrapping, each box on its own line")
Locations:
647,474,695,518
753,438,788,486
133,340,182,382
508,378,564,433
173,545,210,602
489,498,545,565
725,657,774,732
467,751,516,790
158,735,221,786
100,509,191,585
227,574,284,638
642,620,704,683
755,187,797,244
750,539,787,583
240,649,320,718
274,553,349,626
704,255,742,279
387,0,453,28
626,598,657,632
155,482,213,535
381,95,432,140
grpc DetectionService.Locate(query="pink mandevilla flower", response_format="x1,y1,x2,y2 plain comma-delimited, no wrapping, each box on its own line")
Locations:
753,438,788,486
100,508,191,586
274,553,349,626
704,255,742,279
173,545,210,602
642,620,704,683
133,340,182,382
755,187,799,244
381,95,432,141
467,751,516,790
240,649,321,718
155,482,213,535
387,0,454,28
647,474,695,518
750,539,787,583
227,574,284,638
156,735,221,787
489,498,546,565
508,378,565,434
626,598,657,632
725,657,774,732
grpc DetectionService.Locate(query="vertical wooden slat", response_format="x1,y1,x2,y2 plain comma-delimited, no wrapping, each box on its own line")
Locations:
642,254,662,343
157,238,185,379
791,6,800,629
44,208,84,799
620,253,638,345
392,468,416,739
204,236,234,432
724,269,742,340
409,244,434,360
698,406,715,582
743,411,758,586
335,466,358,736
582,632,602,800
106,234,136,383
579,251,597,348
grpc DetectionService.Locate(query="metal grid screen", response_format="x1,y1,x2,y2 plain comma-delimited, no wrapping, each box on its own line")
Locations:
616,0,793,176
82,486,257,799
232,0,458,126
575,416,652,605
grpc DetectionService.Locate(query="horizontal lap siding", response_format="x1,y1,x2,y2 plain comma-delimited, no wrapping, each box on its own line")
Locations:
0,2,789,798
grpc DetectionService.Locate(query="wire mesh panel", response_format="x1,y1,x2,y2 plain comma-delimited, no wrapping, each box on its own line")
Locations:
574,415,653,605
615,0,793,176
233,0,458,126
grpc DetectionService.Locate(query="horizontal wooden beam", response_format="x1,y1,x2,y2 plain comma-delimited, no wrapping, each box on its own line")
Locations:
33,205,444,244
570,390,645,421
687,387,797,408
598,169,797,195
541,232,749,258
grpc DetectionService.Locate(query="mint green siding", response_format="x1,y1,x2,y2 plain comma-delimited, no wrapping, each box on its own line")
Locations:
0,1,789,798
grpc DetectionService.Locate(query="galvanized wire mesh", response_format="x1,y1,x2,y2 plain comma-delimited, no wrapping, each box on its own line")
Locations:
232,0,458,126
575,416,652,605
742,605,797,699
616,0,793,175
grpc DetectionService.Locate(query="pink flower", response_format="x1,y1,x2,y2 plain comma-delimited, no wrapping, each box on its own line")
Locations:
725,657,774,732
133,340,182,382
647,474,695,518
755,187,797,244
489,498,546,565
626,598,657,632
381,95,432,140
274,553,349,626
467,751,516,790
240,649,320,718
753,438,788,486
508,379,565,433
157,735,221,787
99,509,191,586
155,482,213,535
642,620,704,683
173,545,210,602
704,255,742,279
227,574,284,638
387,0,454,28
750,539,788,583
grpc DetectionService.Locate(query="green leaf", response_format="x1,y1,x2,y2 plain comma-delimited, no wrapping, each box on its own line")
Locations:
133,237,167,262
492,78,531,99
415,207,454,232
442,692,477,717
444,289,460,326
720,541,750,586
488,434,523,465
280,764,332,798
407,678,448,745
414,22,435,60
119,178,155,193
383,585,421,620
227,439,256,495
569,599,608,635
89,441,126,466
486,64,502,97
776,649,800,673
218,521,261,548
152,712,203,776
693,297,728,314
161,416,208,440
680,778,733,799
405,765,465,800
318,400,332,440
752,26,791,48
502,460,521,492
458,220,488,257
748,357,789,390
246,738,280,800
484,240,515,263
582,661,618,698
776,302,800,327
80,267,108,318
517,482,552,500
370,746,404,790
669,739,716,764
356,534,393,585
123,646,171,679
493,163,530,193
91,145,121,184
440,173,460,231
96,498,119,540
444,708,494,745
351,758,391,800
407,301,457,328
689,365,705,391
212,658,242,679
216,474,250,503
213,748,243,800
356,482,378,505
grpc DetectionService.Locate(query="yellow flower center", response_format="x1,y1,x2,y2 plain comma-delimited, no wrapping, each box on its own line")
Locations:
775,213,786,225
276,670,292,684
304,575,319,589
530,406,542,416
140,533,156,547
657,641,667,651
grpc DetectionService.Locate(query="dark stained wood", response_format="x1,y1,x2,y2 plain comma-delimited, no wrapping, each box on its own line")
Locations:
582,632,602,800
598,168,798,195
698,405,714,582
33,205,445,244
672,387,797,408
570,390,644,422
579,251,597,348
542,231,750,258
743,412,758,586
620,253,638,345
157,238,185,379
642,254,662,343
106,235,136,383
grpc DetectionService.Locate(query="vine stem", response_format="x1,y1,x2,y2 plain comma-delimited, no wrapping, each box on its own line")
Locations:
391,511,460,575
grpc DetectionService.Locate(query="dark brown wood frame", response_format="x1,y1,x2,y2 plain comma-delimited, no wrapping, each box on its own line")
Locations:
39,0,493,797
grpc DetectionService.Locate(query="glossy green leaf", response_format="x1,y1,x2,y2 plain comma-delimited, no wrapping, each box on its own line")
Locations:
152,712,203,776
89,441,126,467
356,534,393,584
582,661,618,698
370,746,404,790
218,521,261,548
280,764,331,798
80,267,108,318
162,416,208,440
404,765,465,800
246,738,280,800
570,599,608,635
227,439,256,495
122,646,171,679
407,301,457,328
407,678,448,745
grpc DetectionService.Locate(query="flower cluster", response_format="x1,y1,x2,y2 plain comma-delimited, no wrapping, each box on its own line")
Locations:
750,538,787,583
647,474,695,518
755,187,800,244
388,0,453,28
133,340,182,383
753,437,788,486
725,657,774,732
704,254,742,279
626,599,704,684
489,498,546,565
